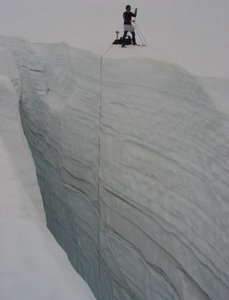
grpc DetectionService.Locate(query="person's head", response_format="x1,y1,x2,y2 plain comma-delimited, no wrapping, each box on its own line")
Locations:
126,5,131,12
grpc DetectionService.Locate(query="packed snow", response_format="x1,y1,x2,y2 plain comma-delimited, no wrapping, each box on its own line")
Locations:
0,0,228,300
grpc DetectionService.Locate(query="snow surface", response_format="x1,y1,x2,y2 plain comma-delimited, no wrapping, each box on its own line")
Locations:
0,40,96,300
199,77,229,116
1,35,227,299
0,0,228,78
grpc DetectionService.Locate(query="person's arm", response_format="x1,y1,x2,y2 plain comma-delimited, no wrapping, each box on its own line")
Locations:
132,8,138,18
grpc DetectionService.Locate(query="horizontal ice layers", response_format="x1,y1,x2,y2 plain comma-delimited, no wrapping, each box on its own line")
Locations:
2,36,229,300
0,38,96,300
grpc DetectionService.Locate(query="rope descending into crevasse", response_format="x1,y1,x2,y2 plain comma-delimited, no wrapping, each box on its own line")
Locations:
96,23,145,278
97,44,113,279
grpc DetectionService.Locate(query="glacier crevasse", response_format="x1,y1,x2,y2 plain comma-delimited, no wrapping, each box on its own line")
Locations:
1,37,229,300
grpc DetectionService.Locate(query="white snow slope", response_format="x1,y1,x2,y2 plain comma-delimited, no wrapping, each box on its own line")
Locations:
1,34,228,300
0,39,96,300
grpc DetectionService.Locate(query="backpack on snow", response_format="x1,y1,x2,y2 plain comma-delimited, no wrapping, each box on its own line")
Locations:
113,35,132,45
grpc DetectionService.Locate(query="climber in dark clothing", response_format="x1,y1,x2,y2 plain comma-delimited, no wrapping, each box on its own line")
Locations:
122,5,138,47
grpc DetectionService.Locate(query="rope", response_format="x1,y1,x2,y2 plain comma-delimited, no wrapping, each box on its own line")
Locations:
97,21,145,279
135,22,147,46
97,20,145,281
97,44,113,279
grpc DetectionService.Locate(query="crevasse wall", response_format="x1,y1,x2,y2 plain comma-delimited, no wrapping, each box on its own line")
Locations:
0,38,96,300
2,37,229,300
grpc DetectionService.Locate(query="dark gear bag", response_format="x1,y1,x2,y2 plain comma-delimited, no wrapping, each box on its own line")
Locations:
113,35,132,45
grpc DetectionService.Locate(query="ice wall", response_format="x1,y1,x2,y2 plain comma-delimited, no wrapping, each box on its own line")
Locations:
0,41,96,300
2,37,229,300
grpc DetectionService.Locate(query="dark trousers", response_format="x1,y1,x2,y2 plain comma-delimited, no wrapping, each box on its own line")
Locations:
122,31,136,46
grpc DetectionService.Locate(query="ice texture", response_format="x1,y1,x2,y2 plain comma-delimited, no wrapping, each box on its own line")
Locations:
0,38,96,300
1,36,229,299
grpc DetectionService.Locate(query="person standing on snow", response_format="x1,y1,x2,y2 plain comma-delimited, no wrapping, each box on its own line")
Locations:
122,5,138,47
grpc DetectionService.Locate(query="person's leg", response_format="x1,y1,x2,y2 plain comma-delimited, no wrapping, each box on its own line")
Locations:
122,31,128,47
131,31,136,45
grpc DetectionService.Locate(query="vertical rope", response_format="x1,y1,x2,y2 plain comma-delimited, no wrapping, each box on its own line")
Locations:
135,22,147,46
97,44,113,280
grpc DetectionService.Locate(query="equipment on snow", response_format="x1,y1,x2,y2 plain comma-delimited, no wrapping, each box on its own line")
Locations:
113,32,133,46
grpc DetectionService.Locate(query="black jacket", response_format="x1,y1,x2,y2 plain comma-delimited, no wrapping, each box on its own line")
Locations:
123,10,137,25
